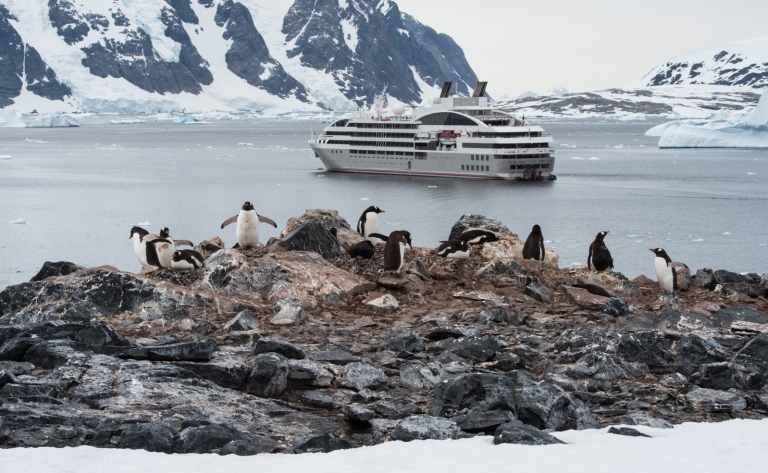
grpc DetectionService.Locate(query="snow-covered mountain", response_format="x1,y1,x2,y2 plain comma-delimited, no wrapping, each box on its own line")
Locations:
633,36,768,89
0,0,478,113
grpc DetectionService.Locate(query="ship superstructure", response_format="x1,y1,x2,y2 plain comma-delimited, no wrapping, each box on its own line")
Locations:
309,82,556,181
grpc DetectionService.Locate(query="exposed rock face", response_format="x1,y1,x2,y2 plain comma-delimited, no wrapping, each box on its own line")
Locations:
2,209,768,455
448,214,516,240
272,219,341,260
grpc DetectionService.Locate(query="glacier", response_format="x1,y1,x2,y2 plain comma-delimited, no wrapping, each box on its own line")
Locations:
652,89,768,148
28,115,80,127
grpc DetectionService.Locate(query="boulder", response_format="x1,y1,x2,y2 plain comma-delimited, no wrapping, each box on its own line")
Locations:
525,282,552,303
616,332,677,373
564,286,608,310
515,381,572,431
287,360,334,388
714,306,768,328
76,323,131,347
246,353,289,398
175,355,249,390
608,427,651,438
180,424,246,454
342,404,375,423
272,218,341,260
0,369,17,390
24,340,87,369
366,294,399,314
383,331,425,353
453,409,516,433
674,334,729,376
477,239,559,268
287,432,355,454
493,420,565,445
561,352,624,381
685,387,746,413
478,307,516,325
119,423,176,453
30,261,83,282
390,415,460,442
223,310,259,332
308,349,361,365
271,299,306,326
475,259,529,280
219,440,260,456
340,363,388,391
301,390,335,409
398,362,446,390
373,399,425,420
448,215,515,240
194,237,226,260
733,333,768,371
0,337,38,362
621,412,673,429
444,336,501,362
429,373,516,418
122,338,218,362
602,297,629,317
689,362,746,390
253,338,306,360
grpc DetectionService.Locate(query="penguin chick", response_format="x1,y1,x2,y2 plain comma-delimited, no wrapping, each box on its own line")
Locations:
437,240,470,259
383,232,408,273
588,231,614,272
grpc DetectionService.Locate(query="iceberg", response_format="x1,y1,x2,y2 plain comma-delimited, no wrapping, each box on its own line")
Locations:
655,89,768,148
109,119,147,124
7,218,26,224
172,117,198,124
29,115,80,128
0,110,26,128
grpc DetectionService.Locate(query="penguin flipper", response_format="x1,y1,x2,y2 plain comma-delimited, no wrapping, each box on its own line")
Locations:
258,215,278,228
221,216,238,229
672,266,678,292
368,233,388,241
175,240,194,247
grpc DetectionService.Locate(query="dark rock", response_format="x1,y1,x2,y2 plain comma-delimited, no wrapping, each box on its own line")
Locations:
246,353,289,398
0,369,17,389
489,353,525,372
524,282,552,303
286,432,355,454
391,415,460,442
554,328,607,353
448,215,515,240
733,333,768,371
287,360,333,388
119,423,176,453
445,336,501,363
77,322,131,347
219,440,260,456
515,381,572,431
608,426,651,438
398,362,445,389
373,399,424,420
175,356,249,390
383,331,425,353
453,409,515,433
746,372,766,389
685,387,746,413
271,299,306,326
616,332,677,373
301,390,335,409
122,338,218,362
351,388,380,404
274,219,341,260
25,340,86,369
476,260,529,280
223,310,259,332
424,327,465,341
562,352,624,381
621,412,673,429
0,383,61,402
694,268,715,289
602,297,629,317
180,424,246,454
30,261,83,282
429,373,516,418
714,306,768,328
689,362,746,390
478,307,515,325
493,420,565,445
340,363,388,391
674,334,729,376
253,338,306,360
342,404,375,423
309,349,361,365
0,337,38,362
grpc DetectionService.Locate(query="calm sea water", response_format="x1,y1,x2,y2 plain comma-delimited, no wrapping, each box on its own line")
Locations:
1,116,767,289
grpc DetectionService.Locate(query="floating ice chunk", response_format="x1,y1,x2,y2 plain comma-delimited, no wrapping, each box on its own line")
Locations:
428,186,437,188
23,138,45,143
571,157,584,160
360,198,369,200
136,222,151,226
544,240,553,244
635,240,642,243
747,172,756,175
569,262,581,266
172,117,197,124
0,155,11,160
554,240,561,243
317,175,324,177
110,119,146,124
589,157,600,160
29,115,79,128
238,143,254,146
692,238,704,242
7,218,25,224
722,232,732,235
613,144,624,148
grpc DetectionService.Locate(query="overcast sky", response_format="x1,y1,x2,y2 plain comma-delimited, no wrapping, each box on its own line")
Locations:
396,0,768,97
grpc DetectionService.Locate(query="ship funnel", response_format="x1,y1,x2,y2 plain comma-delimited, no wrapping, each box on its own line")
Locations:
472,81,488,98
440,82,453,98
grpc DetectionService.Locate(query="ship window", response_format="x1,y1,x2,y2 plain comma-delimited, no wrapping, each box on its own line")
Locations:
419,112,478,126
486,166,489,171
471,165,475,171
386,151,394,155
461,165,465,170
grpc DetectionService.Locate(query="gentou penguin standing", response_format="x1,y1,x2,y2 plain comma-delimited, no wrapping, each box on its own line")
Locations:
129,226,151,270
437,240,470,259
382,231,409,273
588,231,614,272
650,248,677,293
157,227,194,268
522,225,545,266
357,206,384,242
455,230,498,246
221,201,277,248
349,240,375,259
172,249,205,269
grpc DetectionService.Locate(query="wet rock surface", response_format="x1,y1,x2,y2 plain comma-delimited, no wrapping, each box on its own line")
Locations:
1,211,768,454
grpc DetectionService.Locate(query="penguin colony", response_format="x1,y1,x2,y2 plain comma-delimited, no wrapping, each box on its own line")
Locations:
130,202,683,293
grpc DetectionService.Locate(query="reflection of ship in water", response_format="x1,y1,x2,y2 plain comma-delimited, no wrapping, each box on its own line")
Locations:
309,82,556,181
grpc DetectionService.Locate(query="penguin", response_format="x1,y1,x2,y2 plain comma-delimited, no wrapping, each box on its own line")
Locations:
370,231,413,249
357,206,385,242
382,231,409,273
349,240,375,259
221,201,277,248
455,230,499,246
522,225,545,263
144,235,171,270
156,227,194,268
650,248,677,293
129,226,151,270
436,240,470,259
588,231,614,272
572,283,613,298
172,249,205,269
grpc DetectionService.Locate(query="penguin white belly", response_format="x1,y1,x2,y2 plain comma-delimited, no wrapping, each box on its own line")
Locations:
156,241,175,268
237,210,259,247
467,236,483,245
655,257,675,292
397,242,405,271
364,213,379,241
172,259,196,270
447,249,470,259
132,234,150,269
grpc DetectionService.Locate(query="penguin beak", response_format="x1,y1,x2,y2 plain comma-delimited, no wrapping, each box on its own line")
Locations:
649,249,655,253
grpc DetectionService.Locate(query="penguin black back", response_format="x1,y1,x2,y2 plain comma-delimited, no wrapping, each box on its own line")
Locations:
172,249,205,269
383,232,408,272
588,231,614,272
129,226,149,240
349,240,375,259
455,230,498,246
436,240,470,259
522,225,545,261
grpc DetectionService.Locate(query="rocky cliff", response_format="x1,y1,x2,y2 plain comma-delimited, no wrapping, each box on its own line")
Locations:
0,0,478,113
1,210,767,453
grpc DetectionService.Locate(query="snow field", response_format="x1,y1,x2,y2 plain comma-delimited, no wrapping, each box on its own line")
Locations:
1,419,766,473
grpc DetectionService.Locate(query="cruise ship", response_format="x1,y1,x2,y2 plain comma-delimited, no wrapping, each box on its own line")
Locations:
309,82,556,181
